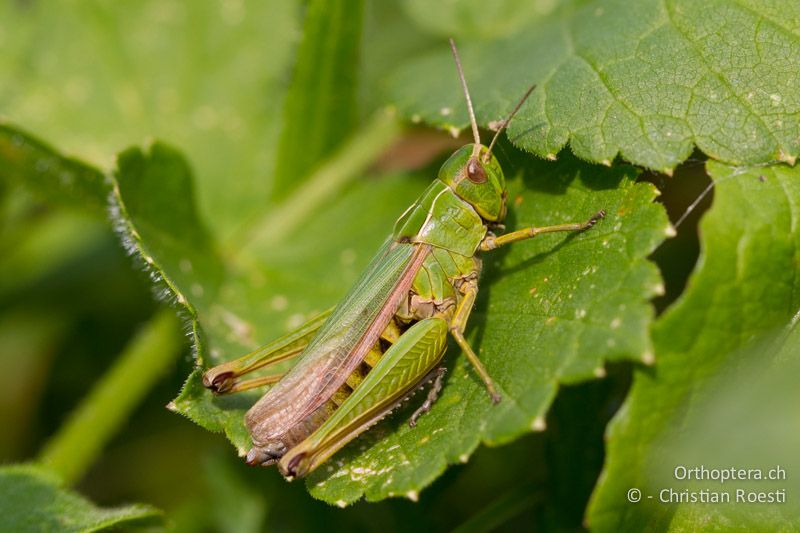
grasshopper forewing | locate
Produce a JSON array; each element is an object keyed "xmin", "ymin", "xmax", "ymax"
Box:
[
  {"xmin": 243, "ymin": 239, "xmax": 430, "ymax": 466},
  {"xmin": 203, "ymin": 39, "xmax": 605, "ymax": 478}
]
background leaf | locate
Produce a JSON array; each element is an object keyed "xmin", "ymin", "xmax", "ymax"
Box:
[
  {"xmin": 112, "ymin": 143, "xmax": 225, "ymax": 318},
  {"xmin": 0, "ymin": 464, "xmax": 161, "ymax": 532},
  {"xmin": 588, "ymin": 161, "xmax": 800, "ymax": 530},
  {"xmin": 272, "ymin": 0, "xmax": 364, "ymax": 199},
  {"xmin": 38, "ymin": 309, "xmax": 184, "ymax": 485},
  {"xmin": 0, "ymin": 125, "xmax": 108, "ymax": 214},
  {"xmin": 658, "ymin": 326, "xmax": 800, "ymax": 530},
  {"xmin": 402, "ymin": 0, "xmax": 560, "ymax": 40},
  {"xmin": 0, "ymin": 0, "xmax": 301, "ymax": 237},
  {"xmin": 390, "ymin": 0, "xmax": 800, "ymax": 172},
  {"xmin": 0, "ymin": 125, "xmax": 113, "ymax": 298}
]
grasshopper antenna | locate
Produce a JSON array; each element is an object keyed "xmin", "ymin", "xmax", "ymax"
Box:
[
  {"xmin": 484, "ymin": 83, "xmax": 536, "ymax": 162},
  {"xmin": 673, "ymin": 166, "xmax": 750, "ymax": 229},
  {"xmin": 449, "ymin": 38, "xmax": 482, "ymax": 159},
  {"xmin": 674, "ymin": 180, "xmax": 714, "ymax": 229}
]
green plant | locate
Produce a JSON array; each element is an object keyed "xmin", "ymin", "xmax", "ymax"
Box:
[{"xmin": 1, "ymin": 0, "xmax": 798, "ymax": 530}]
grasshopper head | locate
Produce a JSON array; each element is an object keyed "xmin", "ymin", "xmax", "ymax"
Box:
[
  {"xmin": 442, "ymin": 39, "xmax": 534, "ymax": 224},
  {"xmin": 438, "ymin": 143, "xmax": 507, "ymax": 222}
]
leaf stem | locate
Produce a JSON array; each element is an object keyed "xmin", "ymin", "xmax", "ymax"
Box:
[
  {"xmin": 38, "ymin": 309, "xmax": 183, "ymax": 485},
  {"xmin": 226, "ymin": 109, "xmax": 403, "ymax": 254}
]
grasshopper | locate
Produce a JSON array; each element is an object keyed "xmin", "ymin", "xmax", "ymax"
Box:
[{"xmin": 202, "ymin": 39, "xmax": 605, "ymax": 479}]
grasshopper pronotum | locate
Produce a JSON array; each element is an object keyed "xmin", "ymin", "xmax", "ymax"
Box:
[{"xmin": 203, "ymin": 39, "xmax": 605, "ymax": 479}]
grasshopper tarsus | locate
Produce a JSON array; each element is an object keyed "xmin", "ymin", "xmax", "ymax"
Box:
[
  {"xmin": 246, "ymin": 443, "xmax": 285, "ymax": 467},
  {"xmin": 245, "ymin": 447, "xmax": 266, "ymax": 466},
  {"xmin": 409, "ymin": 367, "xmax": 447, "ymax": 427},
  {"xmin": 585, "ymin": 209, "xmax": 606, "ymax": 229}
]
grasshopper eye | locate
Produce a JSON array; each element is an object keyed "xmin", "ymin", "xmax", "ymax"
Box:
[{"xmin": 466, "ymin": 157, "xmax": 487, "ymax": 183}]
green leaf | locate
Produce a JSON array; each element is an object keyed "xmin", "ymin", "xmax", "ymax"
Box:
[
  {"xmin": 304, "ymin": 153, "xmax": 667, "ymax": 503},
  {"xmin": 403, "ymin": 0, "xmax": 560, "ymax": 40},
  {"xmin": 272, "ymin": 0, "xmax": 364, "ymax": 199},
  {"xmin": 112, "ymin": 142, "xmax": 225, "ymax": 320},
  {"xmin": 390, "ymin": 0, "xmax": 800, "ymax": 172},
  {"xmin": 658, "ymin": 327, "xmax": 800, "ymax": 530},
  {"xmin": 0, "ymin": 464, "xmax": 161, "ymax": 532},
  {"xmin": 0, "ymin": 209, "xmax": 107, "ymax": 300},
  {"xmin": 170, "ymin": 453, "xmax": 270, "ymax": 533},
  {"xmin": 0, "ymin": 124, "xmax": 112, "ymax": 310},
  {"xmin": 0, "ymin": 0, "xmax": 301, "ymax": 237},
  {"xmin": 587, "ymin": 162, "xmax": 800, "ymax": 530},
  {"xmin": 0, "ymin": 124, "xmax": 108, "ymax": 214}
]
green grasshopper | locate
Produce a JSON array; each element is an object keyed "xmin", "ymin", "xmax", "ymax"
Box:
[{"xmin": 202, "ymin": 39, "xmax": 605, "ymax": 479}]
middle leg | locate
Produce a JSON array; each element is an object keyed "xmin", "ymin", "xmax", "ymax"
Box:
[{"xmin": 449, "ymin": 280, "xmax": 501, "ymax": 403}]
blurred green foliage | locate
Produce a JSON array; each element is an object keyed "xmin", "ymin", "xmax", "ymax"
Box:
[
  {"xmin": 1, "ymin": 0, "xmax": 798, "ymax": 531},
  {"xmin": 0, "ymin": 464, "xmax": 161, "ymax": 532},
  {"xmin": 589, "ymin": 162, "xmax": 800, "ymax": 529}
]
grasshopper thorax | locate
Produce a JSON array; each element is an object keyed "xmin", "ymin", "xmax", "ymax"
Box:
[{"xmin": 438, "ymin": 143, "xmax": 507, "ymax": 222}]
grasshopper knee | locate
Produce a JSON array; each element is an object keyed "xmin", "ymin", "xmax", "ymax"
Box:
[
  {"xmin": 281, "ymin": 452, "xmax": 307, "ymax": 479},
  {"xmin": 202, "ymin": 369, "xmax": 234, "ymax": 394}
]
